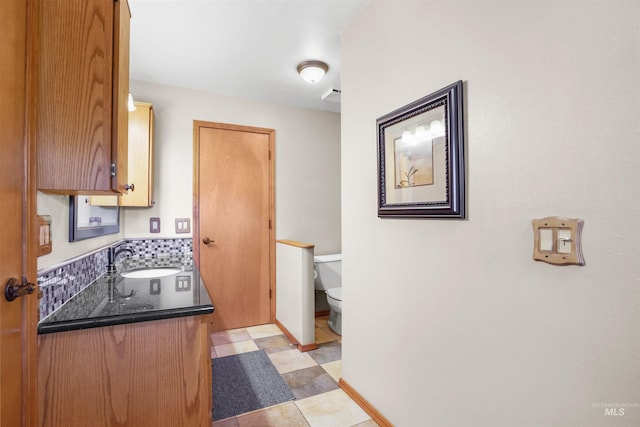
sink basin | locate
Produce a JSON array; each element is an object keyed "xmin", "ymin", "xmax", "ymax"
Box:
[{"xmin": 121, "ymin": 268, "xmax": 181, "ymax": 279}]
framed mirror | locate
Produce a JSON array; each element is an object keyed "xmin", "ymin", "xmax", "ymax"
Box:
[{"xmin": 69, "ymin": 196, "xmax": 120, "ymax": 242}]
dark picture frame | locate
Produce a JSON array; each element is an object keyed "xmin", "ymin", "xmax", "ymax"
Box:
[{"xmin": 377, "ymin": 80, "xmax": 465, "ymax": 218}]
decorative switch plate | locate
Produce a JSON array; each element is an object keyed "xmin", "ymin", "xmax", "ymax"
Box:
[
  {"xmin": 532, "ymin": 217, "xmax": 585, "ymax": 266},
  {"xmin": 175, "ymin": 218, "xmax": 190, "ymax": 234}
]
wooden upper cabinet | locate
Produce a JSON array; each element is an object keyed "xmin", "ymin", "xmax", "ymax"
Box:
[
  {"xmin": 91, "ymin": 101, "xmax": 155, "ymax": 207},
  {"xmin": 36, "ymin": 0, "xmax": 131, "ymax": 194},
  {"xmin": 120, "ymin": 102, "xmax": 154, "ymax": 206}
]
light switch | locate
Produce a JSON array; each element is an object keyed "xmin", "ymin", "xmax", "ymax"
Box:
[
  {"xmin": 150, "ymin": 217, "xmax": 161, "ymax": 233},
  {"xmin": 532, "ymin": 217, "xmax": 585, "ymax": 266},
  {"xmin": 539, "ymin": 228, "xmax": 553, "ymax": 251},
  {"xmin": 175, "ymin": 218, "xmax": 191, "ymax": 234},
  {"xmin": 557, "ymin": 229, "xmax": 572, "ymax": 254}
]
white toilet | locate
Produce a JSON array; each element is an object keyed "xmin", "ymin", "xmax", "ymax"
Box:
[{"xmin": 313, "ymin": 254, "xmax": 342, "ymax": 335}]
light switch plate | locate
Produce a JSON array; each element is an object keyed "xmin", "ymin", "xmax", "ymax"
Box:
[
  {"xmin": 175, "ymin": 218, "xmax": 191, "ymax": 234},
  {"xmin": 532, "ymin": 217, "xmax": 585, "ymax": 266},
  {"xmin": 150, "ymin": 217, "xmax": 161, "ymax": 233}
]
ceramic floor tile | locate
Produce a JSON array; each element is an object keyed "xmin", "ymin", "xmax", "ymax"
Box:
[
  {"xmin": 236, "ymin": 402, "xmax": 309, "ymax": 427},
  {"xmin": 314, "ymin": 327, "xmax": 334, "ymax": 344},
  {"xmin": 308, "ymin": 341, "xmax": 341, "ymax": 365},
  {"xmin": 211, "ymin": 328, "xmax": 251, "ymax": 346},
  {"xmin": 281, "ymin": 365, "xmax": 340, "ymax": 400},
  {"xmin": 320, "ymin": 360, "xmax": 341, "ymax": 382},
  {"xmin": 245, "ymin": 324, "xmax": 283, "ymax": 339},
  {"xmin": 213, "ymin": 416, "xmax": 239, "ymax": 427},
  {"xmin": 254, "ymin": 334, "xmax": 297, "ymax": 354},
  {"xmin": 354, "ymin": 420, "xmax": 380, "ymax": 427},
  {"xmin": 268, "ymin": 349, "xmax": 317, "ymax": 374},
  {"xmin": 214, "ymin": 340, "xmax": 259, "ymax": 358},
  {"xmin": 295, "ymin": 389, "xmax": 371, "ymax": 427}
]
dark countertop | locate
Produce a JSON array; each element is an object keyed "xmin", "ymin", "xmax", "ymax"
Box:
[{"xmin": 38, "ymin": 256, "xmax": 214, "ymax": 334}]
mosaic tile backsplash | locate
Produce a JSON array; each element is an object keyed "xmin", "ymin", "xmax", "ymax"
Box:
[{"xmin": 38, "ymin": 238, "xmax": 193, "ymax": 320}]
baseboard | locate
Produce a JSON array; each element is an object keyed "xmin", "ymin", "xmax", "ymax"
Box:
[
  {"xmin": 339, "ymin": 378, "xmax": 394, "ymax": 427},
  {"xmin": 315, "ymin": 310, "xmax": 330, "ymax": 317},
  {"xmin": 274, "ymin": 318, "xmax": 318, "ymax": 352}
]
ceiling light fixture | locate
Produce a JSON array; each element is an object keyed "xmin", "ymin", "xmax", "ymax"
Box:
[{"xmin": 297, "ymin": 60, "xmax": 329, "ymax": 84}]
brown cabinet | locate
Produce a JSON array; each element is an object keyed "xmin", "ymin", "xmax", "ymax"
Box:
[
  {"xmin": 38, "ymin": 316, "xmax": 213, "ymax": 426},
  {"xmin": 92, "ymin": 101, "xmax": 155, "ymax": 207},
  {"xmin": 36, "ymin": 0, "xmax": 131, "ymax": 195}
]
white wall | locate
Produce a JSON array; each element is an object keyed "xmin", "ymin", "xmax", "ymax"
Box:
[
  {"xmin": 127, "ymin": 80, "xmax": 342, "ymax": 255},
  {"xmin": 341, "ymin": 1, "xmax": 639, "ymax": 426},
  {"xmin": 37, "ymin": 192, "xmax": 124, "ymax": 269}
]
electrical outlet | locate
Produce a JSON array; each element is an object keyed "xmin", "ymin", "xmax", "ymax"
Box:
[{"xmin": 175, "ymin": 218, "xmax": 190, "ymax": 234}]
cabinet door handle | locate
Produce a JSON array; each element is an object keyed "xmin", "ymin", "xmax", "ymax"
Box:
[
  {"xmin": 202, "ymin": 237, "xmax": 214, "ymax": 245},
  {"xmin": 124, "ymin": 183, "xmax": 135, "ymax": 192}
]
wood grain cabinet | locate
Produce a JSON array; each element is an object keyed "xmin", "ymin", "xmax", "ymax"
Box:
[
  {"xmin": 36, "ymin": 0, "xmax": 132, "ymax": 195},
  {"xmin": 38, "ymin": 316, "xmax": 212, "ymax": 427},
  {"xmin": 92, "ymin": 101, "xmax": 155, "ymax": 207}
]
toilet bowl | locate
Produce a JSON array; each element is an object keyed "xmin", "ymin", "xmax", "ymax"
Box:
[
  {"xmin": 313, "ymin": 254, "xmax": 342, "ymax": 335},
  {"xmin": 325, "ymin": 287, "xmax": 342, "ymax": 335}
]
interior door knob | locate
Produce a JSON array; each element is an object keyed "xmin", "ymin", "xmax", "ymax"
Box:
[
  {"xmin": 5, "ymin": 277, "xmax": 36, "ymax": 302},
  {"xmin": 202, "ymin": 237, "xmax": 214, "ymax": 245}
]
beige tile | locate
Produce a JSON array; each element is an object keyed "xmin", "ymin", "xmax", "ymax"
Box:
[
  {"xmin": 354, "ymin": 420, "xmax": 380, "ymax": 427},
  {"xmin": 211, "ymin": 346, "xmax": 217, "ymax": 359},
  {"xmin": 245, "ymin": 324, "xmax": 283, "ymax": 339},
  {"xmin": 268, "ymin": 349, "xmax": 317, "ymax": 374},
  {"xmin": 237, "ymin": 402, "xmax": 309, "ymax": 427},
  {"xmin": 211, "ymin": 328, "xmax": 251, "ymax": 346},
  {"xmin": 320, "ymin": 360, "xmax": 341, "ymax": 382},
  {"xmin": 314, "ymin": 328, "xmax": 334, "ymax": 344},
  {"xmin": 213, "ymin": 416, "xmax": 240, "ymax": 427},
  {"xmin": 295, "ymin": 389, "xmax": 371, "ymax": 427},
  {"xmin": 214, "ymin": 340, "xmax": 259, "ymax": 358}
]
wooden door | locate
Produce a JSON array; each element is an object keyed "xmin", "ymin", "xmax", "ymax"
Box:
[
  {"xmin": 194, "ymin": 121, "xmax": 275, "ymax": 332},
  {"xmin": 0, "ymin": 0, "xmax": 38, "ymax": 425}
]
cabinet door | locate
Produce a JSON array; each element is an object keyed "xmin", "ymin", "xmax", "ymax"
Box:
[
  {"xmin": 91, "ymin": 101, "xmax": 154, "ymax": 207},
  {"xmin": 119, "ymin": 102, "xmax": 154, "ymax": 207},
  {"xmin": 37, "ymin": 0, "xmax": 130, "ymax": 194}
]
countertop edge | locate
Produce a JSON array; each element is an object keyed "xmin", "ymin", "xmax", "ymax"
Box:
[{"xmin": 38, "ymin": 305, "xmax": 214, "ymax": 335}]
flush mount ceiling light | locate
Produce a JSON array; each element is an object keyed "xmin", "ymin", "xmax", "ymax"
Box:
[{"xmin": 297, "ymin": 60, "xmax": 329, "ymax": 84}]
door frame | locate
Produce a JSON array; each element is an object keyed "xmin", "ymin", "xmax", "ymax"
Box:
[{"xmin": 193, "ymin": 120, "xmax": 276, "ymax": 324}]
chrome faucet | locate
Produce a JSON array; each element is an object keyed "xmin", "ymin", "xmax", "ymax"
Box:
[{"xmin": 107, "ymin": 243, "xmax": 135, "ymax": 275}]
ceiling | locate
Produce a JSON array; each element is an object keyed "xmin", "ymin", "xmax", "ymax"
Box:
[{"xmin": 128, "ymin": 0, "xmax": 369, "ymax": 113}]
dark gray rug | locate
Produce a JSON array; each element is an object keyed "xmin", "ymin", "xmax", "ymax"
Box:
[{"xmin": 212, "ymin": 350, "xmax": 296, "ymax": 420}]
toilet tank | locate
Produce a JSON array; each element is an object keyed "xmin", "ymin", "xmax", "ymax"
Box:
[{"xmin": 314, "ymin": 254, "xmax": 342, "ymax": 291}]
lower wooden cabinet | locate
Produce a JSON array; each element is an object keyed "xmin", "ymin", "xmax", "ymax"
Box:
[{"xmin": 38, "ymin": 315, "xmax": 212, "ymax": 427}]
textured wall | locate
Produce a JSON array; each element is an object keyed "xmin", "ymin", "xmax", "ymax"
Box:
[{"xmin": 341, "ymin": 1, "xmax": 640, "ymax": 425}]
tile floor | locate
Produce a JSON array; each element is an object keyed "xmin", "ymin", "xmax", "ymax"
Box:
[{"xmin": 211, "ymin": 316, "xmax": 379, "ymax": 427}]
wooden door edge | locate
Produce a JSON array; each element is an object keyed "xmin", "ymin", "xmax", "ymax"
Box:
[{"xmin": 25, "ymin": 0, "xmax": 39, "ymax": 424}]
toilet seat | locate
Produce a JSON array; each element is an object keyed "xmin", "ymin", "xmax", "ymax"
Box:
[{"xmin": 326, "ymin": 287, "xmax": 342, "ymax": 302}]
